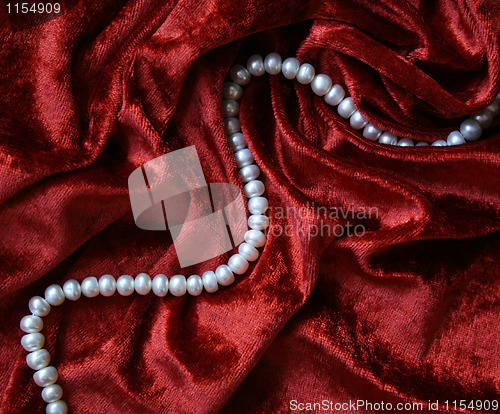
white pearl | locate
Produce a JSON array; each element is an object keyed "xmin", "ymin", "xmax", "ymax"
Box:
[
  {"xmin": 337, "ymin": 97, "xmax": 356, "ymax": 119},
  {"xmin": 33, "ymin": 366, "xmax": 58, "ymax": 387},
  {"xmin": 20, "ymin": 315, "xmax": 43, "ymax": 333},
  {"xmin": 46, "ymin": 400, "xmax": 68, "ymax": 414},
  {"xmin": 362, "ymin": 123, "xmax": 383, "ymax": 141},
  {"xmin": 29, "ymin": 296, "xmax": 51, "ymax": 317},
  {"xmin": 21, "ymin": 333, "xmax": 45, "ymax": 352},
  {"xmin": 98, "ymin": 274, "xmax": 116, "ymax": 297},
  {"xmin": 228, "ymin": 254, "xmax": 249, "ymax": 275},
  {"xmin": 26, "ymin": 349, "xmax": 50, "ymax": 370},
  {"xmin": 240, "ymin": 164, "xmax": 260, "ymax": 182},
  {"xmin": 460, "ymin": 119, "xmax": 482, "ymax": 141},
  {"xmin": 186, "ymin": 275, "xmax": 203, "ymax": 296},
  {"xmin": 135, "ymin": 273, "xmax": 152, "ymax": 295},
  {"xmin": 487, "ymin": 101, "xmax": 499, "ymax": 117},
  {"xmin": 246, "ymin": 54, "xmax": 265, "ymax": 76},
  {"xmin": 42, "ymin": 384, "xmax": 63, "ymax": 403},
  {"xmin": 248, "ymin": 214, "xmax": 270, "ymax": 230},
  {"xmin": 223, "ymin": 82, "xmax": 243, "ymax": 100},
  {"xmin": 222, "ymin": 100, "xmax": 239, "ymax": 117},
  {"xmin": 296, "ymin": 63, "xmax": 315, "ymax": 84},
  {"xmin": 62, "ymin": 279, "xmax": 81, "ymax": 301},
  {"xmin": 397, "ymin": 138, "xmax": 414, "ymax": 146},
  {"xmin": 116, "ymin": 275, "xmax": 135, "ymax": 296},
  {"xmin": 471, "ymin": 110, "xmax": 493, "ymax": 129},
  {"xmin": 244, "ymin": 180, "xmax": 265, "ymax": 198},
  {"xmin": 224, "ymin": 117, "xmax": 241, "ymax": 135},
  {"xmin": 431, "ymin": 140, "xmax": 448, "ymax": 146},
  {"xmin": 416, "ymin": 141, "xmax": 429, "ymax": 146},
  {"xmin": 215, "ymin": 265, "xmax": 234, "ymax": 286},
  {"xmin": 229, "ymin": 132, "xmax": 246, "ymax": 151},
  {"xmin": 229, "ymin": 64, "xmax": 251, "ymax": 85},
  {"xmin": 349, "ymin": 110, "xmax": 368, "ymax": 130},
  {"xmin": 238, "ymin": 243, "xmax": 259, "ymax": 262},
  {"xmin": 264, "ymin": 53, "xmax": 282, "ymax": 75},
  {"xmin": 378, "ymin": 132, "xmax": 398, "ymax": 145},
  {"xmin": 311, "ymin": 74, "xmax": 332, "ymax": 96},
  {"xmin": 81, "ymin": 277, "xmax": 99, "ymax": 298},
  {"xmin": 244, "ymin": 229, "xmax": 266, "ymax": 248},
  {"xmin": 169, "ymin": 275, "xmax": 187, "ymax": 296},
  {"xmin": 152, "ymin": 274, "xmax": 168, "ymax": 297},
  {"xmin": 447, "ymin": 131, "xmax": 466, "ymax": 146},
  {"xmin": 281, "ymin": 57, "xmax": 300, "ymax": 79},
  {"xmin": 202, "ymin": 271, "xmax": 218, "ymax": 293},
  {"xmin": 234, "ymin": 148, "xmax": 254, "ymax": 168},
  {"xmin": 324, "ymin": 84, "xmax": 345, "ymax": 106},
  {"xmin": 44, "ymin": 285, "xmax": 65, "ymax": 306},
  {"xmin": 248, "ymin": 196, "xmax": 268, "ymax": 215}
]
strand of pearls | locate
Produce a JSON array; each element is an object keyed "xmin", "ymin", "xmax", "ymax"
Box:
[{"xmin": 231, "ymin": 53, "xmax": 500, "ymax": 147}]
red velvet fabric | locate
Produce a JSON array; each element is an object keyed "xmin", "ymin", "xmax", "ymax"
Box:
[{"xmin": 1, "ymin": 0, "xmax": 499, "ymax": 413}]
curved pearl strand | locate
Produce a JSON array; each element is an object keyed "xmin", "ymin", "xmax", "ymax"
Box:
[{"xmin": 20, "ymin": 52, "xmax": 499, "ymax": 413}]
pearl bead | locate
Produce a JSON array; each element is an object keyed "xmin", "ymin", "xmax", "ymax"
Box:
[
  {"xmin": 311, "ymin": 74, "xmax": 332, "ymax": 96},
  {"xmin": 228, "ymin": 254, "xmax": 249, "ymax": 275},
  {"xmin": 202, "ymin": 271, "xmax": 218, "ymax": 293},
  {"xmin": 244, "ymin": 180, "xmax": 265, "ymax": 198},
  {"xmin": 29, "ymin": 296, "xmax": 51, "ymax": 317},
  {"xmin": 134, "ymin": 273, "xmax": 151, "ymax": 295},
  {"xmin": 186, "ymin": 275, "xmax": 203, "ymax": 296},
  {"xmin": 337, "ymin": 97, "xmax": 356, "ymax": 119},
  {"xmin": 229, "ymin": 64, "xmax": 251, "ymax": 86},
  {"xmin": 487, "ymin": 101, "xmax": 499, "ymax": 117},
  {"xmin": 223, "ymin": 82, "xmax": 243, "ymax": 101},
  {"xmin": 98, "ymin": 274, "xmax": 116, "ymax": 297},
  {"xmin": 349, "ymin": 110, "xmax": 368, "ymax": 130},
  {"xmin": 281, "ymin": 57, "xmax": 300, "ymax": 79},
  {"xmin": 460, "ymin": 119, "xmax": 482, "ymax": 141},
  {"xmin": 362, "ymin": 123, "xmax": 383, "ymax": 141},
  {"xmin": 62, "ymin": 279, "xmax": 81, "ymax": 301},
  {"xmin": 222, "ymin": 100, "xmax": 239, "ymax": 117},
  {"xmin": 248, "ymin": 214, "xmax": 270, "ymax": 231},
  {"xmin": 397, "ymin": 138, "xmax": 414, "ymax": 146},
  {"xmin": 45, "ymin": 400, "xmax": 68, "ymax": 414},
  {"xmin": 246, "ymin": 54, "xmax": 265, "ymax": 76},
  {"xmin": 247, "ymin": 196, "xmax": 268, "ymax": 215},
  {"xmin": 26, "ymin": 349, "xmax": 50, "ymax": 370},
  {"xmin": 264, "ymin": 53, "xmax": 282, "ymax": 75},
  {"xmin": 471, "ymin": 110, "xmax": 493, "ymax": 129},
  {"xmin": 296, "ymin": 63, "xmax": 315, "ymax": 84},
  {"xmin": 169, "ymin": 275, "xmax": 187, "ymax": 296},
  {"xmin": 33, "ymin": 366, "xmax": 58, "ymax": 387},
  {"xmin": 116, "ymin": 275, "xmax": 135, "ymax": 296},
  {"xmin": 215, "ymin": 265, "xmax": 235, "ymax": 286},
  {"xmin": 42, "ymin": 384, "xmax": 63, "ymax": 403},
  {"xmin": 431, "ymin": 140, "xmax": 448, "ymax": 146},
  {"xmin": 447, "ymin": 131, "xmax": 466, "ymax": 146},
  {"xmin": 416, "ymin": 141, "xmax": 429, "ymax": 146},
  {"xmin": 152, "ymin": 274, "xmax": 169, "ymax": 297},
  {"xmin": 240, "ymin": 164, "xmax": 260, "ymax": 182},
  {"xmin": 244, "ymin": 229, "xmax": 266, "ymax": 248},
  {"xmin": 324, "ymin": 84, "xmax": 345, "ymax": 106},
  {"xmin": 21, "ymin": 333, "xmax": 45, "ymax": 352},
  {"xmin": 81, "ymin": 277, "xmax": 99, "ymax": 298},
  {"xmin": 20, "ymin": 315, "xmax": 43, "ymax": 333},
  {"xmin": 44, "ymin": 285, "xmax": 65, "ymax": 306},
  {"xmin": 238, "ymin": 243, "xmax": 259, "ymax": 262},
  {"xmin": 378, "ymin": 132, "xmax": 398, "ymax": 145},
  {"xmin": 229, "ymin": 132, "xmax": 246, "ymax": 151},
  {"xmin": 234, "ymin": 148, "xmax": 254, "ymax": 168},
  {"xmin": 224, "ymin": 117, "xmax": 241, "ymax": 135}
]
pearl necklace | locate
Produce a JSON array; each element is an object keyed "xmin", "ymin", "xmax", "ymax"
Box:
[{"xmin": 19, "ymin": 52, "xmax": 499, "ymax": 414}]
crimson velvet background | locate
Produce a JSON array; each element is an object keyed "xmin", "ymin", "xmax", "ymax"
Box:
[{"xmin": 1, "ymin": 0, "xmax": 499, "ymax": 413}]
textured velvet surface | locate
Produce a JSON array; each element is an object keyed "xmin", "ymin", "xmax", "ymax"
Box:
[{"xmin": 1, "ymin": 0, "xmax": 499, "ymax": 413}]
